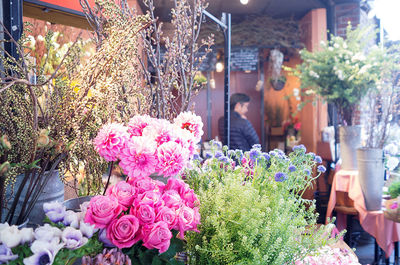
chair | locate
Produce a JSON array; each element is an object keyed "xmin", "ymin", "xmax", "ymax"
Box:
[{"xmin": 334, "ymin": 191, "xmax": 358, "ymax": 247}]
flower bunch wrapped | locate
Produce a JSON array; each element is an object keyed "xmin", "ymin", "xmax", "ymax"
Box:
[
  {"xmin": 84, "ymin": 176, "xmax": 200, "ymax": 254},
  {"xmin": 93, "ymin": 112, "xmax": 203, "ymax": 179}
]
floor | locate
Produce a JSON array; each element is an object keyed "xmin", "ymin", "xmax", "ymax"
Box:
[{"xmin": 349, "ymin": 218, "xmax": 398, "ymax": 265}]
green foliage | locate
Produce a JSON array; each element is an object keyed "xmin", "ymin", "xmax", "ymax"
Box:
[
  {"xmin": 389, "ymin": 181, "xmax": 400, "ymax": 199},
  {"xmin": 9, "ymin": 243, "xmax": 33, "ymax": 265},
  {"xmin": 185, "ymin": 146, "xmax": 338, "ymax": 264},
  {"xmin": 289, "ymin": 24, "xmax": 393, "ymax": 125}
]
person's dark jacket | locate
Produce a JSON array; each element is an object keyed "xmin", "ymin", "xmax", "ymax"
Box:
[{"xmin": 218, "ymin": 111, "xmax": 260, "ymax": 151}]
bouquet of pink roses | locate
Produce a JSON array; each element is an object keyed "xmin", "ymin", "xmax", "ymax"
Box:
[
  {"xmin": 93, "ymin": 112, "xmax": 203, "ymax": 179},
  {"xmin": 82, "ymin": 112, "xmax": 203, "ymax": 263}
]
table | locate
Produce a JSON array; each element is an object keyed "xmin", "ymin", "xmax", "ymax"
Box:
[{"xmin": 326, "ymin": 169, "xmax": 400, "ymax": 258}]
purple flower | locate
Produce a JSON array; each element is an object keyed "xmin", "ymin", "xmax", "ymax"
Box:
[
  {"xmin": 314, "ymin": 155, "xmax": 323, "ymax": 163},
  {"xmin": 317, "ymin": 165, "xmax": 326, "ymax": 173},
  {"xmin": 98, "ymin": 229, "xmax": 116, "ymax": 248},
  {"xmin": 0, "ymin": 244, "xmax": 18, "ymax": 263},
  {"xmin": 63, "ymin": 211, "xmax": 79, "ymax": 228},
  {"xmin": 249, "ymin": 149, "xmax": 261, "ymax": 162},
  {"xmin": 288, "ymin": 165, "xmax": 296, "ymax": 172},
  {"xmin": 252, "ymin": 144, "xmax": 261, "ymax": 150},
  {"xmin": 269, "ymin": 151, "xmax": 277, "ymax": 157},
  {"xmin": 274, "ymin": 172, "xmax": 288, "ymax": 182},
  {"xmin": 62, "ymin": 227, "xmax": 88, "ymax": 249},
  {"xmin": 211, "ymin": 140, "xmax": 222, "ymax": 149},
  {"xmin": 262, "ymin": 153, "xmax": 270, "ymax": 161},
  {"xmin": 192, "ymin": 153, "xmax": 203, "ymax": 162},
  {"xmin": 214, "ymin": 151, "xmax": 224, "ymax": 159},
  {"xmin": 34, "ymin": 224, "xmax": 62, "ymax": 243},
  {"xmin": 307, "ymin": 152, "xmax": 316, "ymax": 159},
  {"xmin": 23, "ymin": 239, "xmax": 64, "ymax": 265},
  {"xmin": 204, "ymin": 152, "xmax": 213, "ymax": 159},
  {"xmin": 304, "ymin": 169, "xmax": 311, "ymax": 176},
  {"xmin": 227, "ymin": 150, "xmax": 235, "ymax": 157},
  {"xmin": 235, "ymin": 149, "xmax": 244, "ymax": 160},
  {"xmin": 293, "ymin": 144, "xmax": 306, "ymax": 153},
  {"xmin": 218, "ymin": 156, "xmax": 229, "ymax": 163},
  {"xmin": 43, "ymin": 201, "xmax": 66, "ymax": 223},
  {"xmin": 79, "ymin": 221, "xmax": 96, "ymax": 239}
]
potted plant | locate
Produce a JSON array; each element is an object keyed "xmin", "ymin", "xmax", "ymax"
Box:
[
  {"xmin": 357, "ymin": 55, "xmax": 400, "ymax": 210},
  {"xmin": 291, "ymin": 24, "xmax": 385, "ymax": 170}
]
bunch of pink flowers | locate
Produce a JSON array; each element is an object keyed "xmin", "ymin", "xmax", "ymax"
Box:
[
  {"xmin": 93, "ymin": 112, "xmax": 203, "ymax": 179},
  {"xmin": 84, "ymin": 176, "xmax": 200, "ymax": 253}
]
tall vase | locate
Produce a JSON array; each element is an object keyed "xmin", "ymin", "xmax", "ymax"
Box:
[
  {"xmin": 2, "ymin": 170, "xmax": 64, "ymax": 225},
  {"xmin": 339, "ymin": 125, "xmax": 361, "ymax": 170},
  {"xmin": 357, "ymin": 148, "xmax": 384, "ymax": 211}
]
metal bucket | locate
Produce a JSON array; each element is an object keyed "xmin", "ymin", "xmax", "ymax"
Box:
[
  {"xmin": 3, "ymin": 170, "xmax": 64, "ymax": 225},
  {"xmin": 339, "ymin": 126, "xmax": 361, "ymax": 170},
  {"xmin": 63, "ymin": 196, "xmax": 93, "ymax": 211},
  {"xmin": 357, "ymin": 148, "xmax": 384, "ymax": 211}
]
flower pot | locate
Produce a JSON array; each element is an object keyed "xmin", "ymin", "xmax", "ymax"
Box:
[
  {"xmin": 2, "ymin": 170, "xmax": 64, "ymax": 225},
  {"xmin": 63, "ymin": 196, "xmax": 93, "ymax": 211},
  {"xmin": 357, "ymin": 148, "xmax": 384, "ymax": 211},
  {"xmin": 339, "ymin": 126, "xmax": 361, "ymax": 170}
]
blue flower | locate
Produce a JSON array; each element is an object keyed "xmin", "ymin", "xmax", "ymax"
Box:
[
  {"xmin": 210, "ymin": 140, "xmax": 222, "ymax": 149},
  {"xmin": 288, "ymin": 165, "xmax": 296, "ymax": 172},
  {"xmin": 307, "ymin": 152, "xmax": 316, "ymax": 159},
  {"xmin": 269, "ymin": 151, "xmax": 277, "ymax": 157},
  {"xmin": 249, "ymin": 149, "xmax": 261, "ymax": 162},
  {"xmin": 276, "ymin": 149, "xmax": 285, "ymax": 156},
  {"xmin": 274, "ymin": 172, "xmax": 288, "ymax": 182},
  {"xmin": 235, "ymin": 149, "xmax": 244, "ymax": 159},
  {"xmin": 214, "ymin": 151, "xmax": 224, "ymax": 159},
  {"xmin": 0, "ymin": 244, "xmax": 17, "ymax": 263},
  {"xmin": 204, "ymin": 152, "xmax": 213, "ymax": 159},
  {"xmin": 252, "ymin": 144, "xmax": 261, "ymax": 150},
  {"xmin": 262, "ymin": 153, "xmax": 270, "ymax": 162},
  {"xmin": 227, "ymin": 150, "xmax": 235, "ymax": 157},
  {"xmin": 304, "ymin": 169, "xmax": 311, "ymax": 176},
  {"xmin": 293, "ymin": 144, "xmax": 306, "ymax": 153},
  {"xmin": 218, "ymin": 156, "xmax": 229, "ymax": 163},
  {"xmin": 314, "ymin": 155, "xmax": 323, "ymax": 163},
  {"xmin": 317, "ymin": 165, "xmax": 326, "ymax": 173},
  {"xmin": 193, "ymin": 153, "xmax": 203, "ymax": 162}
]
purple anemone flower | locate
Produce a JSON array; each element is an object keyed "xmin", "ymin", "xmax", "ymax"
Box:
[
  {"xmin": 43, "ymin": 201, "xmax": 66, "ymax": 223},
  {"xmin": 23, "ymin": 239, "xmax": 63, "ymax": 265},
  {"xmin": 62, "ymin": 227, "xmax": 88, "ymax": 249},
  {"xmin": 0, "ymin": 244, "xmax": 18, "ymax": 263}
]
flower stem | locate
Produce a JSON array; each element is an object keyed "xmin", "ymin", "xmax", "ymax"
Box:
[{"xmin": 103, "ymin": 161, "xmax": 114, "ymax": 195}]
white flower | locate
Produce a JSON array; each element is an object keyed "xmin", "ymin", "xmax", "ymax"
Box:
[
  {"xmin": 305, "ymin": 89, "xmax": 315, "ymax": 95},
  {"xmin": 0, "ymin": 225, "xmax": 22, "ymax": 248},
  {"xmin": 295, "ymin": 96, "xmax": 301, "ymax": 101},
  {"xmin": 23, "ymin": 239, "xmax": 64, "ymax": 265},
  {"xmin": 63, "ymin": 210, "xmax": 79, "ymax": 228},
  {"xmin": 37, "ymin": 35, "xmax": 44, "ymax": 42},
  {"xmin": 34, "ymin": 224, "xmax": 62, "ymax": 243},
  {"xmin": 334, "ymin": 43, "xmax": 339, "ymax": 48},
  {"xmin": 79, "ymin": 221, "xmax": 97, "ymax": 238},
  {"xmin": 0, "ymin": 223, "xmax": 10, "ymax": 233},
  {"xmin": 385, "ymin": 143, "xmax": 398, "ymax": 156},
  {"xmin": 358, "ymin": 64, "xmax": 371, "ymax": 74},
  {"xmin": 62, "ymin": 227, "xmax": 88, "ymax": 249},
  {"xmin": 328, "ymin": 47, "xmax": 334, "ymax": 51},
  {"xmin": 320, "ymin": 40, "xmax": 326, "ymax": 46},
  {"xmin": 336, "ymin": 69, "xmax": 344, "ymax": 80},
  {"xmin": 20, "ymin": 228, "xmax": 34, "ymax": 244},
  {"xmin": 309, "ymin": 70, "xmax": 320, "ymax": 79},
  {"xmin": 387, "ymin": 156, "xmax": 399, "ymax": 171},
  {"xmin": 343, "ymin": 42, "xmax": 348, "ymax": 49}
]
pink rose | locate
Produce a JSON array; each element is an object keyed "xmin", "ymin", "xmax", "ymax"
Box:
[
  {"xmin": 176, "ymin": 206, "xmax": 201, "ymax": 239},
  {"xmin": 129, "ymin": 176, "xmax": 157, "ymax": 194},
  {"xmin": 84, "ymin": 196, "xmax": 123, "ymax": 229},
  {"xmin": 182, "ymin": 189, "xmax": 199, "ymax": 208},
  {"xmin": 142, "ymin": 221, "xmax": 172, "ymax": 253},
  {"xmin": 161, "ymin": 190, "xmax": 182, "ymax": 210},
  {"xmin": 156, "ymin": 207, "xmax": 178, "ymax": 229},
  {"xmin": 135, "ymin": 191, "xmax": 163, "ymax": 209},
  {"xmin": 164, "ymin": 178, "xmax": 189, "ymax": 195},
  {"xmin": 132, "ymin": 202, "xmax": 156, "ymax": 225},
  {"xmin": 106, "ymin": 214, "xmax": 141, "ymax": 248},
  {"xmin": 106, "ymin": 181, "xmax": 137, "ymax": 210}
]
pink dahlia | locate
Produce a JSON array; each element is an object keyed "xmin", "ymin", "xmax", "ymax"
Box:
[
  {"xmin": 119, "ymin": 137, "xmax": 158, "ymax": 178},
  {"xmin": 175, "ymin": 128, "xmax": 197, "ymax": 157},
  {"xmin": 173, "ymin": 112, "xmax": 204, "ymax": 142},
  {"xmin": 127, "ymin": 115, "xmax": 154, "ymax": 137},
  {"xmin": 142, "ymin": 120, "xmax": 174, "ymax": 147},
  {"xmin": 93, "ymin": 123, "xmax": 129, "ymax": 162},
  {"xmin": 157, "ymin": 141, "xmax": 189, "ymax": 177}
]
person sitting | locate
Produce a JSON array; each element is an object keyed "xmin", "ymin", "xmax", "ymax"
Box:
[{"xmin": 218, "ymin": 93, "xmax": 260, "ymax": 151}]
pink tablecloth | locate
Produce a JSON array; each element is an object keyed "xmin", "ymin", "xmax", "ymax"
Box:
[{"xmin": 326, "ymin": 170, "xmax": 400, "ymax": 258}]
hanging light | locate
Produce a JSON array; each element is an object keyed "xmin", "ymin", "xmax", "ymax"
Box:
[{"xmin": 240, "ymin": 0, "xmax": 249, "ymax": 5}]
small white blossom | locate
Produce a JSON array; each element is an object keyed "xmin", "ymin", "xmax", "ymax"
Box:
[
  {"xmin": 387, "ymin": 156, "xmax": 399, "ymax": 171},
  {"xmin": 0, "ymin": 225, "xmax": 22, "ymax": 248}
]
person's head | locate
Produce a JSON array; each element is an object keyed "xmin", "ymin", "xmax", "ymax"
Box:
[{"xmin": 230, "ymin": 93, "xmax": 250, "ymax": 116}]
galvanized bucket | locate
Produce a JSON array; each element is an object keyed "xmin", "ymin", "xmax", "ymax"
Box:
[
  {"xmin": 357, "ymin": 148, "xmax": 384, "ymax": 211},
  {"xmin": 339, "ymin": 126, "xmax": 361, "ymax": 170},
  {"xmin": 3, "ymin": 170, "xmax": 64, "ymax": 226}
]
